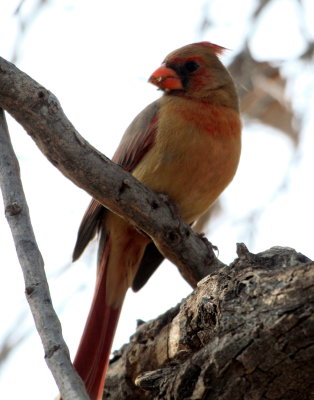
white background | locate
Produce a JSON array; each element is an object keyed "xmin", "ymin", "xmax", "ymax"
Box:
[{"xmin": 0, "ymin": 0, "xmax": 314, "ymax": 398}]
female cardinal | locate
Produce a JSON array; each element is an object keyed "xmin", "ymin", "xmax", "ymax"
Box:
[{"xmin": 71, "ymin": 42, "xmax": 241, "ymax": 400}]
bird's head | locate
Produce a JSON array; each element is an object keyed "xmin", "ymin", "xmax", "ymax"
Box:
[{"xmin": 149, "ymin": 42, "xmax": 238, "ymax": 109}]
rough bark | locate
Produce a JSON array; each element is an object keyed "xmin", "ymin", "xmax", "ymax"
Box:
[{"xmin": 104, "ymin": 245, "xmax": 314, "ymax": 400}]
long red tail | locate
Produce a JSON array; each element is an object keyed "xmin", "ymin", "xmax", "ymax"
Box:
[{"xmin": 73, "ymin": 237, "xmax": 121, "ymax": 400}]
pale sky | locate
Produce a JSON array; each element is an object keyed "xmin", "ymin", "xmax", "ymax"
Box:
[{"xmin": 0, "ymin": 0, "xmax": 313, "ymax": 399}]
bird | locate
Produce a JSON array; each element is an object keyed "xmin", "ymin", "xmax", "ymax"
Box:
[{"xmin": 71, "ymin": 41, "xmax": 241, "ymax": 400}]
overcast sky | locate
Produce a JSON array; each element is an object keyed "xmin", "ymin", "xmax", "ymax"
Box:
[{"xmin": 1, "ymin": 0, "xmax": 314, "ymax": 399}]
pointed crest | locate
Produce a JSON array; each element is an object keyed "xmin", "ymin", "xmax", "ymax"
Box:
[{"xmin": 193, "ymin": 41, "xmax": 227, "ymax": 56}]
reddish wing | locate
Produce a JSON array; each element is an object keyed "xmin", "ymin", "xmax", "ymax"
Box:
[
  {"xmin": 112, "ymin": 100, "xmax": 159, "ymax": 171},
  {"xmin": 72, "ymin": 100, "xmax": 160, "ymax": 261}
]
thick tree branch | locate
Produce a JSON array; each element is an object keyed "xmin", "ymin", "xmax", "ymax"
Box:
[
  {"xmin": 0, "ymin": 56, "xmax": 224, "ymax": 287},
  {"xmin": 104, "ymin": 245, "xmax": 314, "ymax": 399},
  {"xmin": 0, "ymin": 109, "xmax": 89, "ymax": 399}
]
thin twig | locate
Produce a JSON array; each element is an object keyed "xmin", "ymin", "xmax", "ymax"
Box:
[{"xmin": 0, "ymin": 109, "xmax": 89, "ymax": 400}]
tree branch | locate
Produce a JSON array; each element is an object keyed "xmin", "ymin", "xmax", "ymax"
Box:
[
  {"xmin": 0, "ymin": 109, "xmax": 89, "ymax": 400},
  {"xmin": 104, "ymin": 245, "xmax": 314, "ymax": 399},
  {"xmin": 0, "ymin": 56, "xmax": 224, "ymax": 287}
]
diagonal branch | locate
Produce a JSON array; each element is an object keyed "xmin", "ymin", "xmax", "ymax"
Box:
[
  {"xmin": 0, "ymin": 56, "xmax": 224, "ymax": 287},
  {"xmin": 0, "ymin": 109, "xmax": 89, "ymax": 399}
]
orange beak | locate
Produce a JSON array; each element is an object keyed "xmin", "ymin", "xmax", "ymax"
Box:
[{"xmin": 149, "ymin": 65, "xmax": 183, "ymax": 92}]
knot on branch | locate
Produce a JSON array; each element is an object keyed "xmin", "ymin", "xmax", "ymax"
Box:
[
  {"xmin": 31, "ymin": 88, "xmax": 60, "ymax": 116},
  {"xmin": 165, "ymin": 229, "xmax": 181, "ymax": 244},
  {"xmin": 5, "ymin": 201, "xmax": 22, "ymax": 216},
  {"xmin": 25, "ymin": 282, "xmax": 39, "ymax": 296},
  {"xmin": 157, "ymin": 193, "xmax": 180, "ymax": 220},
  {"xmin": 118, "ymin": 178, "xmax": 132, "ymax": 196},
  {"xmin": 45, "ymin": 344, "xmax": 61, "ymax": 359}
]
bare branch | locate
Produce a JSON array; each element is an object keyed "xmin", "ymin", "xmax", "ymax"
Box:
[
  {"xmin": 0, "ymin": 56, "xmax": 224, "ymax": 288},
  {"xmin": 0, "ymin": 109, "xmax": 89, "ymax": 400}
]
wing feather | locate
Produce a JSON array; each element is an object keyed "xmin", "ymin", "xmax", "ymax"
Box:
[
  {"xmin": 112, "ymin": 100, "xmax": 159, "ymax": 170},
  {"xmin": 73, "ymin": 100, "xmax": 160, "ymax": 264}
]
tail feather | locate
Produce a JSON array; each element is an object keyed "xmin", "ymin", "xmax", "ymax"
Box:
[
  {"xmin": 73, "ymin": 235, "xmax": 122, "ymax": 400},
  {"xmin": 71, "ymin": 215, "xmax": 148, "ymax": 400}
]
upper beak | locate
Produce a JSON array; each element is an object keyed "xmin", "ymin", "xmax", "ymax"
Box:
[{"xmin": 148, "ymin": 65, "xmax": 183, "ymax": 92}]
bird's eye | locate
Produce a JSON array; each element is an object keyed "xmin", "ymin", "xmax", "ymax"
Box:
[{"xmin": 184, "ymin": 61, "xmax": 199, "ymax": 73}]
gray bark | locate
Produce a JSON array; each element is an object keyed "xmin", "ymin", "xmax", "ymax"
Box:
[
  {"xmin": 0, "ymin": 109, "xmax": 89, "ymax": 399},
  {"xmin": 104, "ymin": 245, "xmax": 314, "ymax": 400}
]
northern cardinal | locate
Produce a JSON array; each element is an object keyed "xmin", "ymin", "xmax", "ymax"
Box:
[{"xmin": 71, "ymin": 42, "xmax": 241, "ymax": 400}]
